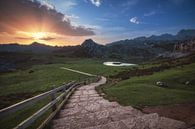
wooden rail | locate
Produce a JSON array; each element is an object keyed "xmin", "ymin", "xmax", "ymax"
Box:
[{"xmin": 0, "ymin": 76, "xmax": 100, "ymax": 129}]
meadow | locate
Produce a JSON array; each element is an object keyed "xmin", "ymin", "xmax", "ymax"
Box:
[
  {"xmin": 1, "ymin": 53, "xmax": 195, "ymax": 129},
  {"xmin": 100, "ymin": 63, "xmax": 195, "ymax": 107},
  {"xmin": 0, "ymin": 57, "xmax": 131, "ymax": 108}
]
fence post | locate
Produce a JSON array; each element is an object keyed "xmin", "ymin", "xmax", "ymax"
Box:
[
  {"xmin": 62, "ymin": 84, "xmax": 66, "ymax": 100},
  {"xmin": 51, "ymin": 85, "xmax": 57, "ymax": 111}
]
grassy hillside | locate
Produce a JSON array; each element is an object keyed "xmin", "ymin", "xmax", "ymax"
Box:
[
  {"xmin": 0, "ymin": 57, "xmax": 132, "ymax": 129},
  {"xmin": 0, "ymin": 58, "xmax": 131, "ymax": 108},
  {"xmin": 100, "ymin": 63, "xmax": 195, "ymax": 107}
]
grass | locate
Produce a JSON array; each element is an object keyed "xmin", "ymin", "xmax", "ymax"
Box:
[
  {"xmin": 0, "ymin": 64, "xmax": 88, "ymax": 96},
  {"xmin": 0, "ymin": 58, "xmax": 131, "ymax": 97},
  {"xmin": 61, "ymin": 58, "xmax": 131, "ymax": 76},
  {"xmin": 0, "ymin": 96, "xmax": 51, "ymax": 129},
  {"xmin": 0, "ymin": 57, "xmax": 132, "ymax": 129},
  {"xmin": 100, "ymin": 63, "xmax": 195, "ymax": 107}
]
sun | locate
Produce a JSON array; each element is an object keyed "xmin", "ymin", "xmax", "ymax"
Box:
[{"xmin": 32, "ymin": 32, "xmax": 46, "ymax": 40}]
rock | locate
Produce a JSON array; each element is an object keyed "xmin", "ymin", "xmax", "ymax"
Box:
[
  {"xmin": 28, "ymin": 70, "xmax": 34, "ymax": 73},
  {"xmin": 156, "ymin": 81, "xmax": 167, "ymax": 87},
  {"xmin": 157, "ymin": 117, "xmax": 186, "ymax": 129},
  {"xmin": 185, "ymin": 81, "xmax": 190, "ymax": 85}
]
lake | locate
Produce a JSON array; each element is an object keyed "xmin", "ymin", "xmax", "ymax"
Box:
[{"xmin": 103, "ymin": 62, "xmax": 136, "ymax": 66}]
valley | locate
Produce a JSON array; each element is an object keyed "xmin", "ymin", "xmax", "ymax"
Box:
[{"xmin": 0, "ymin": 29, "xmax": 195, "ymax": 129}]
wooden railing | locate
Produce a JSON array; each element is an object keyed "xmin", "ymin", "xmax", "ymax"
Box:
[{"xmin": 0, "ymin": 76, "xmax": 100, "ymax": 129}]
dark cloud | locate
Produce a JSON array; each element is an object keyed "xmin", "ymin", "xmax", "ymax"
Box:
[
  {"xmin": 15, "ymin": 36, "xmax": 55, "ymax": 41},
  {"xmin": 15, "ymin": 37, "xmax": 34, "ymax": 40},
  {"xmin": 0, "ymin": 0, "xmax": 95, "ymax": 36},
  {"xmin": 39, "ymin": 37, "xmax": 56, "ymax": 41}
]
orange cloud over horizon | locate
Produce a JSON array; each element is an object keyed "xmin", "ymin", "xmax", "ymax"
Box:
[{"xmin": 0, "ymin": 0, "xmax": 95, "ymax": 46}]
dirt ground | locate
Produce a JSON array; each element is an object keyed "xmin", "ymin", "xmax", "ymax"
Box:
[{"xmin": 141, "ymin": 103, "xmax": 195, "ymax": 127}]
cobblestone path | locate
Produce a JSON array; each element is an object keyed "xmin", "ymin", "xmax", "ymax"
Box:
[{"xmin": 51, "ymin": 76, "xmax": 186, "ymax": 129}]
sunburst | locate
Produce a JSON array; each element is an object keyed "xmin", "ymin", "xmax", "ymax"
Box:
[{"xmin": 32, "ymin": 32, "xmax": 46, "ymax": 40}]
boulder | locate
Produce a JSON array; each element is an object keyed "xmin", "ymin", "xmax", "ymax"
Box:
[
  {"xmin": 156, "ymin": 81, "xmax": 167, "ymax": 87},
  {"xmin": 185, "ymin": 81, "xmax": 190, "ymax": 85}
]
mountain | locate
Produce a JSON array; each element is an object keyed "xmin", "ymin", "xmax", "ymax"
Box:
[
  {"xmin": 177, "ymin": 29, "xmax": 195, "ymax": 40},
  {"xmin": 1, "ymin": 29, "xmax": 195, "ymax": 60},
  {"xmin": 130, "ymin": 29, "xmax": 195, "ymax": 42},
  {"xmin": 148, "ymin": 34, "xmax": 175, "ymax": 41},
  {"xmin": 0, "ymin": 42, "xmax": 60, "ymax": 53},
  {"xmin": 80, "ymin": 39, "xmax": 106, "ymax": 57},
  {"xmin": 174, "ymin": 39, "xmax": 195, "ymax": 53}
]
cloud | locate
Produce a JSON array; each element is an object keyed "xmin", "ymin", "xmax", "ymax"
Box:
[
  {"xmin": 15, "ymin": 36, "xmax": 55, "ymax": 41},
  {"xmin": 40, "ymin": 0, "xmax": 55, "ymax": 10},
  {"xmin": 39, "ymin": 37, "xmax": 56, "ymax": 41},
  {"xmin": 15, "ymin": 37, "xmax": 34, "ymax": 40},
  {"xmin": 90, "ymin": 0, "xmax": 101, "ymax": 7},
  {"xmin": 63, "ymin": 0, "xmax": 77, "ymax": 10},
  {"xmin": 63, "ymin": 14, "xmax": 80, "ymax": 23},
  {"xmin": 83, "ymin": 24, "xmax": 102, "ymax": 30},
  {"xmin": 0, "ymin": 0, "xmax": 95, "ymax": 36},
  {"xmin": 144, "ymin": 11, "xmax": 156, "ymax": 17},
  {"xmin": 130, "ymin": 17, "xmax": 140, "ymax": 24}
]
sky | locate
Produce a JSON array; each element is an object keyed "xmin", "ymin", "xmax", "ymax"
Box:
[{"xmin": 0, "ymin": 0, "xmax": 195, "ymax": 46}]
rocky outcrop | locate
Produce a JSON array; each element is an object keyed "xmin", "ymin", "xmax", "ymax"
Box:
[{"xmin": 174, "ymin": 39, "xmax": 195, "ymax": 53}]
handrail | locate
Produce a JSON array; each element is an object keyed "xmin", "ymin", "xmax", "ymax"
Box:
[
  {"xmin": 0, "ymin": 81, "xmax": 75, "ymax": 118},
  {"xmin": 0, "ymin": 76, "xmax": 100, "ymax": 129},
  {"xmin": 14, "ymin": 84, "xmax": 76, "ymax": 129}
]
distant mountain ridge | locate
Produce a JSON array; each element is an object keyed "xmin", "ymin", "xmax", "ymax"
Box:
[
  {"xmin": 0, "ymin": 29, "xmax": 195, "ymax": 60},
  {"xmin": 132, "ymin": 29, "xmax": 195, "ymax": 41},
  {"xmin": 0, "ymin": 42, "xmax": 60, "ymax": 53}
]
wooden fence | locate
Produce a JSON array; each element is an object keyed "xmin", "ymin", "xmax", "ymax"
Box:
[{"xmin": 0, "ymin": 76, "xmax": 100, "ymax": 129}]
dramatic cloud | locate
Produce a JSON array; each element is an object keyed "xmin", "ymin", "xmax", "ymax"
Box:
[
  {"xmin": 40, "ymin": 0, "xmax": 55, "ymax": 10},
  {"xmin": 130, "ymin": 17, "xmax": 140, "ymax": 24},
  {"xmin": 0, "ymin": 0, "xmax": 95, "ymax": 36},
  {"xmin": 90, "ymin": 0, "xmax": 101, "ymax": 7},
  {"xmin": 39, "ymin": 37, "xmax": 56, "ymax": 41}
]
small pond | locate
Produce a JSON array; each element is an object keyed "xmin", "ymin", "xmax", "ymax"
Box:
[{"xmin": 103, "ymin": 62, "xmax": 136, "ymax": 66}]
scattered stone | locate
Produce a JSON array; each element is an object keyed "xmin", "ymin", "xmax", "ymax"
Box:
[
  {"xmin": 185, "ymin": 81, "xmax": 190, "ymax": 85},
  {"xmin": 156, "ymin": 81, "xmax": 167, "ymax": 87},
  {"xmin": 28, "ymin": 70, "xmax": 34, "ymax": 73}
]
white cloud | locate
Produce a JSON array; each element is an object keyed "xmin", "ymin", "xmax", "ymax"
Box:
[
  {"xmin": 130, "ymin": 17, "xmax": 140, "ymax": 24},
  {"xmin": 90, "ymin": 0, "xmax": 101, "ymax": 7},
  {"xmin": 40, "ymin": 0, "xmax": 55, "ymax": 10},
  {"xmin": 144, "ymin": 11, "xmax": 156, "ymax": 17},
  {"xmin": 64, "ymin": 14, "xmax": 80, "ymax": 21},
  {"xmin": 64, "ymin": 1, "xmax": 77, "ymax": 9},
  {"xmin": 83, "ymin": 24, "xmax": 102, "ymax": 30}
]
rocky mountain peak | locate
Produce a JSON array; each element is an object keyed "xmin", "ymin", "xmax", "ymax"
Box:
[{"xmin": 81, "ymin": 39, "xmax": 99, "ymax": 47}]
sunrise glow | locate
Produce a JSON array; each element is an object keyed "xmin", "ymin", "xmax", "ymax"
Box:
[
  {"xmin": 31, "ymin": 32, "xmax": 46, "ymax": 40},
  {"xmin": 0, "ymin": 0, "xmax": 195, "ymax": 46}
]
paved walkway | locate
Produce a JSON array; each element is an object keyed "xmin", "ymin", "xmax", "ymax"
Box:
[{"xmin": 51, "ymin": 76, "xmax": 186, "ymax": 129}]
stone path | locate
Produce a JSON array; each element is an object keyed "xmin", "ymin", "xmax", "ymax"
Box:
[{"xmin": 51, "ymin": 76, "xmax": 187, "ymax": 129}]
